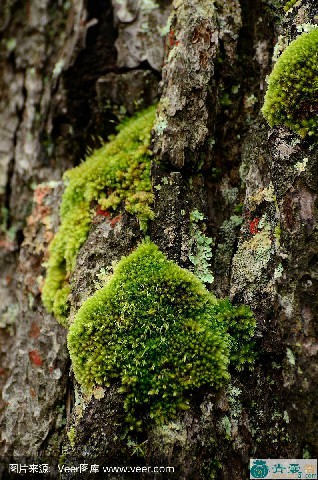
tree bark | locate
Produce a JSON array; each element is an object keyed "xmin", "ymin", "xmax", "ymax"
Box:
[{"xmin": 0, "ymin": 1, "xmax": 317, "ymax": 479}]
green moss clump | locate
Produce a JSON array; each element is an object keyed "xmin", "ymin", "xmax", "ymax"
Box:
[
  {"xmin": 67, "ymin": 426, "xmax": 76, "ymax": 448},
  {"xmin": 42, "ymin": 107, "xmax": 156, "ymax": 326},
  {"xmin": 284, "ymin": 0, "xmax": 298, "ymax": 11},
  {"xmin": 262, "ymin": 29, "xmax": 318, "ymax": 139},
  {"xmin": 67, "ymin": 242, "xmax": 255, "ymax": 429}
]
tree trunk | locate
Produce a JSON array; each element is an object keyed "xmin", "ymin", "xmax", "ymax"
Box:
[{"xmin": 0, "ymin": 1, "xmax": 317, "ymax": 479}]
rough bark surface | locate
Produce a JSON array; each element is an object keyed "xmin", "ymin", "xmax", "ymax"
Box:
[
  {"xmin": 0, "ymin": 0, "xmax": 88, "ymax": 456},
  {"xmin": 1, "ymin": 183, "xmax": 69, "ymax": 458},
  {"xmin": 153, "ymin": 0, "xmax": 242, "ymax": 170},
  {"xmin": 0, "ymin": 0, "xmax": 317, "ymax": 479}
]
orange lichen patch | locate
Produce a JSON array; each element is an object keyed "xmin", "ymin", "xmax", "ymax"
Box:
[
  {"xmin": 34, "ymin": 185, "xmax": 52, "ymax": 206},
  {"xmin": 44, "ymin": 231, "xmax": 54, "ymax": 243},
  {"xmin": 168, "ymin": 29, "xmax": 179, "ymax": 47},
  {"xmin": 30, "ymin": 387, "xmax": 36, "ymax": 398},
  {"xmin": 29, "ymin": 350, "xmax": 43, "ymax": 367},
  {"xmin": 96, "ymin": 206, "xmax": 111, "ymax": 217},
  {"xmin": 26, "ymin": 215, "xmax": 35, "ymax": 227},
  {"xmin": 0, "ymin": 240, "xmax": 15, "ymax": 251},
  {"xmin": 110, "ymin": 214, "xmax": 122, "ymax": 227},
  {"xmin": 27, "ymin": 205, "xmax": 51, "ymax": 228},
  {"xmin": 29, "ymin": 322, "xmax": 41, "ymax": 339},
  {"xmin": 38, "ymin": 205, "xmax": 50, "ymax": 217},
  {"xmin": 249, "ymin": 218, "xmax": 259, "ymax": 235}
]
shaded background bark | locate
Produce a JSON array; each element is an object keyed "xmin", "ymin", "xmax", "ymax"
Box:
[{"xmin": 0, "ymin": 0, "xmax": 317, "ymax": 479}]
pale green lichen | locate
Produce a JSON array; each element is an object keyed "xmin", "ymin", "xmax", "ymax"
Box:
[
  {"xmin": 232, "ymin": 230, "xmax": 272, "ymax": 286},
  {"xmin": 262, "ymin": 29, "xmax": 318, "ymax": 139},
  {"xmin": 42, "ymin": 106, "xmax": 156, "ymax": 326},
  {"xmin": 6, "ymin": 38, "xmax": 16, "ymax": 52},
  {"xmin": 274, "ymin": 263, "xmax": 284, "ymax": 280},
  {"xmin": 220, "ymin": 178, "xmax": 239, "ymax": 206},
  {"xmin": 151, "ymin": 421, "xmax": 187, "ymax": 452},
  {"xmin": 272, "ymin": 35, "xmax": 289, "ymax": 64},
  {"xmin": 68, "ymin": 242, "xmax": 255, "ymax": 429},
  {"xmin": 93, "ymin": 266, "xmax": 114, "ymax": 290},
  {"xmin": 140, "ymin": 0, "xmax": 159, "ymax": 14},
  {"xmin": 249, "ymin": 184, "xmax": 276, "ymax": 207},
  {"xmin": 189, "ymin": 210, "xmax": 214, "ymax": 284},
  {"xmin": 220, "ymin": 416, "xmax": 231, "ymax": 439},
  {"xmin": 244, "ymin": 94, "xmax": 258, "ymax": 110},
  {"xmin": 231, "ymin": 181, "xmax": 281, "ymax": 304},
  {"xmin": 294, "ymin": 157, "xmax": 309, "ymax": 173},
  {"xmin": 286, "ymin": 347, "xmax": 296, "ymax": 366},
  {"xmin": 158, "ymin": 16, "xmax": 172, "ymax": 37},
  {"xmin": 283, "ymin": 410, "xmax": 290, "ymax": 423},
  {"xmin": 92, "ymin": 386, "xmax": 105, "ymax": 400},
  {"xmin": 227, "ymin": 385, "xmax": 242, "ymax": 419},
  {"xmin": 0, "ymin": 303, "xmax": 19, "ymax": 334},
  {"xmin": 0, "ymin": 206, "xmax": 18, "ymax": 242},
  {"xmin": 153, "ymin": 98, "xmax": 170, "ymax": 136},
  {"xmin": 52, "ymin": 59, "xmax": 65, "ymax": 79},
  {"xmin": 154, "ymin": 119, "xmax": 167, "ymax": 135},
  {"xmin": 296, "ymin": 24, "xmax": 318, "ymax": 34},
  {"xmin": 220, "ymin": 385, "xmax": 243, "ymax": 441}
]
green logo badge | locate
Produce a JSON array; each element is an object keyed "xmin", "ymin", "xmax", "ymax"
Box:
[{"xmin": 251, "ymin": 460, "xmax": 269, "ymax": 479}]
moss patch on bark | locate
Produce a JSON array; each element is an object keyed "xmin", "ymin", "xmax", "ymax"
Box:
[
  {"xmin": 262, "ymin": 29, "xmax": 318, "ymax": 139},
  {"xmin": 68, "ymin": 242, "xmax": 255, "ymax": 430},
  {"xmin": 42, "ymin": 106, "xmax": 156, "ymax": 326}
]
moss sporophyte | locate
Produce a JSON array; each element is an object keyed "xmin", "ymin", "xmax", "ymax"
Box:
[
  {"xmin": 42, "ymin": 106, "xmax": 156, "ymax": 326},
  {"xmin": 262, "ymin": 29, "xmax": 318, "ymax": 139},
  {"xmin": 68, "ymin": 242, "xmax": 255, "ymax": 429}
]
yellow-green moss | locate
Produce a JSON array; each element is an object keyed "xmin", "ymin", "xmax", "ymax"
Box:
[
  {"xmin": 284, "ymin": 0, "xmax": 298, "ymax": 11},
  {"xmin": 67, "ymin": 426, "xmax": 76, "ymax": 448},
  {"xmin": 68, "ymin": 242, "xmax": 255, "ymax": 429},
  {"xmin": 42, "ymin": 106, "xmax": 156, "ymax": 326},
  {"xmin": 262, "ymin": 29, "xmax": 318, "ymax": 139}
]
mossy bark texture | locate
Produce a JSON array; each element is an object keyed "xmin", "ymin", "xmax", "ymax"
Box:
[{"xmin": 0, "ymin": 1, "xmax": 317, "ymax": 479}]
